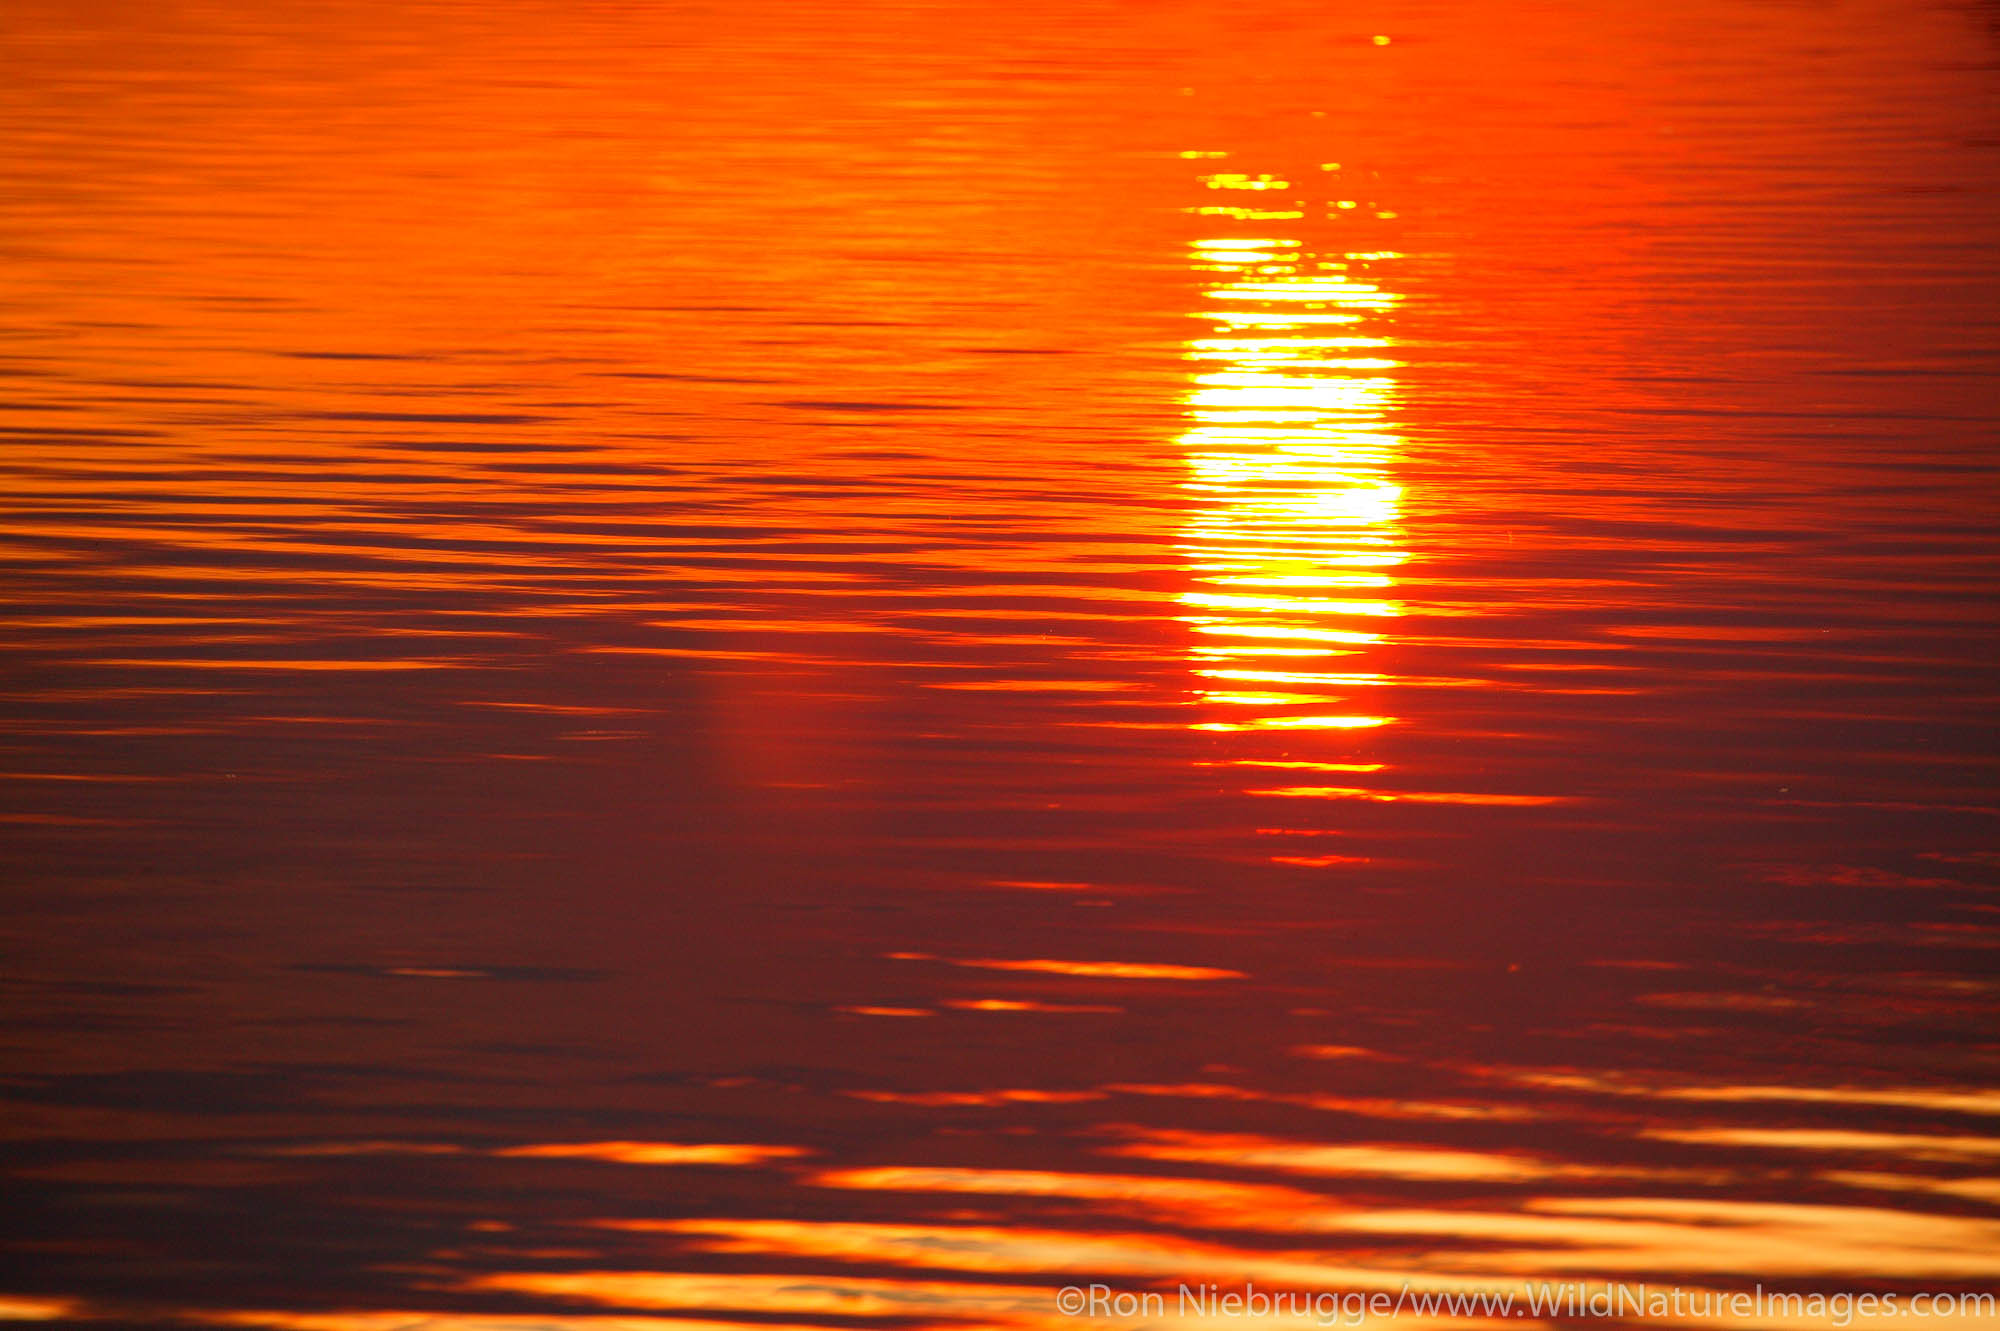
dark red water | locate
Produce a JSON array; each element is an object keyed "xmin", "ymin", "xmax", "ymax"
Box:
[{"xmin": 3, "ymin": 1, "xmax": 1999, "ymax": 1326}]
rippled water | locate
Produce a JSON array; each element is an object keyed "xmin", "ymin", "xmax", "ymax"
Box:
[{"xmin": 4, "ymin": 0, "xmax": 2000, "ymax": 1326}]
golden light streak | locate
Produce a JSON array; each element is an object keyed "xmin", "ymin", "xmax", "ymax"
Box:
[
  {"xmin": 493, "ymin": 1142, "xmax": 810, "ymax": 1166},
  {"xmin": 887, "ymin": 952, "xmax": 1244, "ymax": 981},
  {"xmin": 1176, "ymin": 202, "xmax": 1408, "ymax": 766}
]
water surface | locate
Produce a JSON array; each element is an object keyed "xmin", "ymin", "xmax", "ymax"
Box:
[{"xmin": 3, "ymin": 0, "xmax": 2000, "ymax": 1326}]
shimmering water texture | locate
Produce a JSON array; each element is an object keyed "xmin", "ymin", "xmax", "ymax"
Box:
[{"xmin": 2, "ymin": 1, "xmax": 1999, "ymax": 1327}]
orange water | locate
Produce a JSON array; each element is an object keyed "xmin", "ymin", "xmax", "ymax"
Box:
[{"xmin": 3, "ymin": 1, "xmax": 1999, "ymax": 1325}]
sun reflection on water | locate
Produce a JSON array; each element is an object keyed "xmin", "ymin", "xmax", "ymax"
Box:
[{"xmin": 1177, "ymin": 224, "xmax": 1408, "ymax": 742}]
